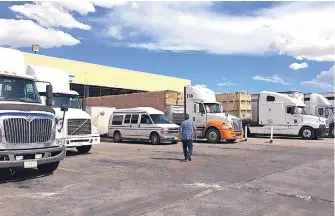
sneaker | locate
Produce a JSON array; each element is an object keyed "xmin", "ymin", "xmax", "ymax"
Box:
[{"xmin": 188, "ymin": 155, "xmax": 191, "ymax": 161}]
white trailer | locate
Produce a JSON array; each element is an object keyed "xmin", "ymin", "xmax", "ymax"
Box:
[
  {"xmin": 86, "ymin": 106, "xmax": 115, "ymax": 136},
  {"xmin": 247, "ymin": 91, "xmax": 327, "ymax": 139},
  {"xmin": 0, "ymin": 47, "xmax": 66, "ymax": 173},
  {"xmin": 166, "ymin": 85, "xmax": 244, "ymax": 143},
  {"xmin": 26, "ymin": 65, "xmax": 101, "ymax": 154}
]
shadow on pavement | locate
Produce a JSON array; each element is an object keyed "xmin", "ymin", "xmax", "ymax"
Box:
[
  {"xmin": 65, "ymin": 150, "xmax": 92, "ymax": 157},
  {"xmin": 0, "ymin": 168, "xmax": 52, "ymax": 184},
  {"xmin": 151, "ymin": 157, "xmax": 187, "ymax": 162}
]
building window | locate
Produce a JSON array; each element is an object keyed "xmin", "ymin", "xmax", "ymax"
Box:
[{"xmin": 112, "ymin": 115, "xmax": 123, "ymax": 125}]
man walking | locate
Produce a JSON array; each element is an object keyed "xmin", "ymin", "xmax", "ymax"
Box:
[{"xmin": 178, "ymin": 114, "xmax": 196, "ymax": 161}]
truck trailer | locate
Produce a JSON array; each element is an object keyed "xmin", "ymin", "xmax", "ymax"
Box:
[
  {"xmin": 247, "ymin": 91, "xmax": 327, "ymax": 139},
  {"xmin": 26, "ymin": 65, "xmax": 101, "ymax": 154},
  {"xmin": 0, "ymin": 47, "xmax": 67, "ymax": 173}
]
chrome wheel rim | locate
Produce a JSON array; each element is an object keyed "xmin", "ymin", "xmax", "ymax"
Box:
[
  {"xmin": 303, "ymin": 129, "xmax": 311, "ymax": 138},
  {"xmin": 208, "ymin": 131, "xmax": 218, "ymax": 141}
]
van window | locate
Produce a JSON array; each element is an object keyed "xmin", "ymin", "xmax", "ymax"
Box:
[
  {"xmin": 131, "ymin": 114, "xmax": 139, "ymax": 124},
  {"xmin": 112, "ymin": 115, "xmax": 123, "ymax": 125},
  {"xmin": 124, "ymin": 114, "xmax": 131, "ymax": 124},
  {"xmin": 140, "ymin": 114, "xmax": 152, "ymax": 124}
]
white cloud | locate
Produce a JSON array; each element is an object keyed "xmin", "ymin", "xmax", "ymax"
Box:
[
  {"xmin": 217, "ymin": 78, "xmax": 237, "ymax": 86},
  {"xmin": 101, "ymin": 2, "xmax": 334, "ymax": 61},
  {"xmin": 253, "ymin": 74, "xmax": 291, "ymax": 85},
  {"xmin": 289, "ymin": 62, "xmax": 308, "ymax": 70},
  {"xmin": 9, "ymin": 2, "xmax": 92, "ymax": 30},
  {"xmin": 300, "ymin": 66, "xmax": 334, "ymax": 91},
  {"xmin": 107, "ymin": 25, "xmax": 123, "ymax": 40},
  {"xmin": 0, "ymin": 19, "xmax": 80, "ymax": 48},
  {"xmin": 92, "ymin": 1, "xmax": 127, "ymax": 8}
]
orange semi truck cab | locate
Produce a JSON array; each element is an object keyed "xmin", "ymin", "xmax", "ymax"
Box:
[{"xmin": 183, "ymin": 85, "xmax": 243, "ymax": 143}]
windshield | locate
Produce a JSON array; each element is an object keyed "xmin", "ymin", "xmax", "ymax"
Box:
[
  {"xmin": 150, "ymin": 114, "xmax": 171, "ymax": 124},
  {"xmin": 295, "ymin": 106, "xmax": 307, "ymax": 115},
  {"xmin": 0, "ymin": 75, "xmax": 41, "ymax": 103},
  {"xmin": 204, "ymin": 103, "xmax": 222, "ymax": 113},
  {"xmin": 52, "ymin": 94, "xmax": 81, "ymax": 109}
]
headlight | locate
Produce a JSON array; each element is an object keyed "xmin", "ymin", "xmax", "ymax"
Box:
[
  {"xmin": 56, "ymin": 138, "xmax": 65, "ymax": 146},
  {"xmin": 222, "ymin": 124, "xmax": 233, "ymax": 130},
  {"xmin": 92, "ymin": 126, "xmax": 99, "ymax": 134}
]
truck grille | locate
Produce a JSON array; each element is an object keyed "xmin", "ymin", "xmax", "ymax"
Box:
[
  {"xmin": 232, "ymin": 119, "xmax": 243, "ymax": 132},
  {"xmin": 3, "ymin": 118, "xmax": 53, "ymax": 144},
  {"xmin": 67, "ymin": 119, "xmax": 91, "ymax": 135}
]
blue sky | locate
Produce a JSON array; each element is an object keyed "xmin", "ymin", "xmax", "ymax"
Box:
[{"xmin": 0, "ymin": 1, "xmax": 334, "ymax": 93}]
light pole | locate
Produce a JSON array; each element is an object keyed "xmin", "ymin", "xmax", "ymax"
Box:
[{"xmin": 32, "ymin": 44, "xmax": 40, "ymax": 54}]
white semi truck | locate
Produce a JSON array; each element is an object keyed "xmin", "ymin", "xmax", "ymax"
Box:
[
  {"xmin": 247, "ymin": 91, "xmax": 327, "ymax": 139},
  {"xmin": 26, "ymin": 65, "xmax": 101, "ymax": 154},
  {"xmin": 166, "ymin": 85, "xmax": 243, "ymax": 143},
  {"xmin": 0, "ymin": 47, "xmax": 67, "ymax": 173}
]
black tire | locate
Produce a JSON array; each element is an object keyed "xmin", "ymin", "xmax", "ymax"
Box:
[
  {"xmin": 226, "ymin": 139, "xmax": 236, "ymax": 143},
  {"xmin": 301, "ymin": 127, "xmax": 315, "ymax": 140},
  {"xmin": 113, "ymin": 131, "xmax": 122, "ymax": 142},
  {"xmin": 330, "ymin": 124, "xmax": 334, "ymax": 138},
  {"xmin": 76, "ymin": 145, "xmax": 92, "ymax": 154},
  {"xmin": 150, "ymin": 132, "xmax": 161, "ymax": 145},
  {"xmin": 38, "ymin": 161, "xmax": 60, "ymax": 174},
  {"xmin": 206, "ymin": 128, "xmax": 221, "ymax": 143}
]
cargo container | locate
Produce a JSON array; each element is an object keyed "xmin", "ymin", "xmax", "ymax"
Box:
[{"xmin": 216, "ymin": 92, "xmax": 252, "ymax": 119}]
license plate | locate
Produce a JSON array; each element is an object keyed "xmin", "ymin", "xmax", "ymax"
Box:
[{"xmin": 24, "ymin": 160, "xmax": 37, "ymax": 169}]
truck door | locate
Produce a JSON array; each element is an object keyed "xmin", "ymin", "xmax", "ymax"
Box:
[
  {"xmin": 285, "ymin": 106, "xmax": 299, "ymax": 135},
  {"xmin": 191, "ymin": 103, "xmax": 206, "ymax": 137}
]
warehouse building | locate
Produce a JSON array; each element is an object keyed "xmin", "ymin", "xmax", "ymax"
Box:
[{"xmin": 23, "ymin": 52, "xmax": 190, "ymax": 98}]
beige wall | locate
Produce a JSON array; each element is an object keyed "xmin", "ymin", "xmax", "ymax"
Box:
[{"xmin": 23, "ymin": 52, "xmax": 190, "ymax": 92}]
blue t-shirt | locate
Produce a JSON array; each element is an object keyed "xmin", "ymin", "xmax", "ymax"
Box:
[{"xmin": 179, "ymin": 120, "xmax": 196, "ymax": 141}]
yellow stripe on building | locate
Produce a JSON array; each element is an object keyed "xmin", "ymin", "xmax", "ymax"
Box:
[{"xmin": 23, "ymin": 52, "xmax": 190, "ymax": 92}]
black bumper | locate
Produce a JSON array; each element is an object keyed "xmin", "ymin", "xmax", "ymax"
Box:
[{"xmin": 314, "ymin": 127, "xmax": 328, "ymax": 138}]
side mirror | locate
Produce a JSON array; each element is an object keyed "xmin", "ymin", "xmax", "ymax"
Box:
[
  {"xmin": 46, "ymin": 84, "xmax": 53, "ymax": 106},
  {"xmin": 61, "ymin": 104, "xmax": 68, "ymax": 112},
  {"xmin": 99, "ymin": 111, "xmax": 105, "ymax": 116}
]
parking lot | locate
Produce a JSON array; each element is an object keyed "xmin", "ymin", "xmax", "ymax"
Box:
[{"xmin": 0, "ymin": 137, "xmax": 334, "ymax": 216}]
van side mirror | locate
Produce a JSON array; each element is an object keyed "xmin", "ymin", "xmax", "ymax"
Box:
[{"xmin": 46, "ymin": 84, "xmax": 53, "ymax": 106}]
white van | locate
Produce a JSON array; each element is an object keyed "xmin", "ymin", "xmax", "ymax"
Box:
[{"xmin": 108, "ymin": 107, "xmax": 180, "ymax": 144}]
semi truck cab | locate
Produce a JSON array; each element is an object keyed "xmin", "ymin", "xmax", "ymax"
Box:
[
  {"xmin": 184, "ymin": 85, "xmax": 243, "ymax": 143},
  {"xmin": 27, "ymin": 65, "xmax": 100, "ymax": 154},
  {"xmin": 0, "ymin": 47, "xmax": 66, "ymax": 173}
]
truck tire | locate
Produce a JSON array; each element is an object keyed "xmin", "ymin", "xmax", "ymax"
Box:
[
  {"xmin": 150, "ymin": 132, "xmax": 161, "ymax": 145},
  {"xmin": 206, "ymin": 128, "xmax": 220, "ymax": 143},
  {"xmin": 113, "ymin": 131, "xmax": 122, "ymax": 143},
  {"xmin": 76, "ymin": 145, "xmax": 92, "ymax": 154},
  {"xmin": 330, "ymin": 123, "xmax": 334, "ymax": 138},
  {"xmin": 301, "ymin": 127, "xmax": 315, "ymax": 140},
  {"xmin": 38, "ymin": 161, "xmax": 60, "ymax": 174}
]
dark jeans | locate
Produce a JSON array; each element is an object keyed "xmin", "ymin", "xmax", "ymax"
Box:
[{"xmin": 182, "ymin": 140, "xmax": 193, "ymax": 157}]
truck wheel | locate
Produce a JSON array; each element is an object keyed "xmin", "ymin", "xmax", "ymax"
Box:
[
  {"xmin": 76, "ymin": 145, "xmax": 92, "ymax": 154},
  {"xmin": 330, "ymin": 124, "xmax": 334, "ymax": 138},
  {"xmin": 150, "ymin": 132, "xmax": 161, "ymax": 145},
  {"xmin": 113, "ymin": 131, "xmax": 122, "ymax": 142},
  {"xmin": 38, "ymin": 161, "xmax": 60, "ymax": 174},
  {"xmin": 301, "ymin": 127, "xmax": 315, "ymax": 140},
  {"xmin": 226, "ymin": 139, "xmax": 236, "ymax": 143},
  {"xmin": 206, "ymin": 128, "xmax": 220, "ymax": 143}
]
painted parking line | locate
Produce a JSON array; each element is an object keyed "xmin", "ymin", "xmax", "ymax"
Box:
[{"xmin": 58, "ymin": 168, "xmax": 81, "ymax": 173}]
